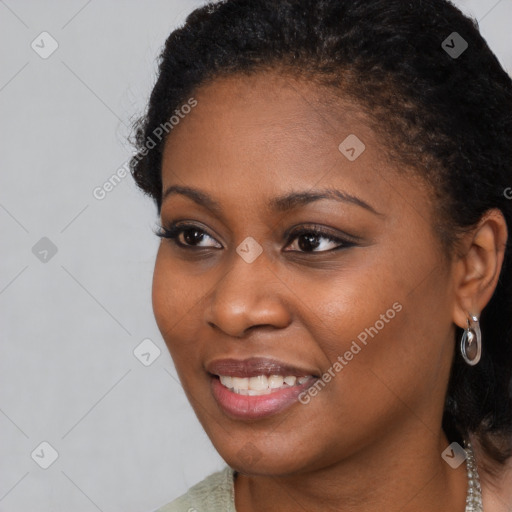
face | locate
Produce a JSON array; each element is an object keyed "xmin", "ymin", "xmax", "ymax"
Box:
[{"xmin": 152, "ymin": 71, "xmax": 457, "ymax": 475}]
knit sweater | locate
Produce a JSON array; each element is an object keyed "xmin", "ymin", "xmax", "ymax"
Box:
[{"xmin": 154, "ymin": 466, "xmax": 237, "ymax": 511}]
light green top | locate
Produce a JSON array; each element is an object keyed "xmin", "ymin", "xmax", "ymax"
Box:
[{"xmin": 154, "ymin": 466, "xmax": 237, "ymax": 512}]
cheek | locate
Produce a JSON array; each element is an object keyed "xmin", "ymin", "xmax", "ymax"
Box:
[
  {"xmin": 305, "ymin": 239, "xmax": 449, "ymax": 381},
  {"xmin": 151, "ymin": 248, "xmax": 197, "ymax": 352},
  {"xmin": 151, "ymin": 247, "xmax": 215, "ymax": 377},
  {"xmin": 151, "ymin": 248, "xmax": 177, "ymax": 334}
]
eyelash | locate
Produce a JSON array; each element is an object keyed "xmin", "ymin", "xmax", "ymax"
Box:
[{"xmin": 154, "ymin": 222, "xmax": 355, "ymax": 253}]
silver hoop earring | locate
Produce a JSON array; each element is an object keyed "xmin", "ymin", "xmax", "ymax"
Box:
[{"xmin": 460, "ymin": 314, "xmax": 482, "ymax": 366}]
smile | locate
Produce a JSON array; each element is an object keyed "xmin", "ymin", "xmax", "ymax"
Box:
[{"xmin": 218, "ymin": 374, "xmax": 313, "ymax": 395}]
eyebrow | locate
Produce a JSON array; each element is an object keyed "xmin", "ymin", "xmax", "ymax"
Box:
[{"xmin": 162, "ymin": 185, "xmax": 383, "ymax": 216}]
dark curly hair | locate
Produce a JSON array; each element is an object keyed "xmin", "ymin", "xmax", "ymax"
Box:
[{"xmin": 130, "ymin": 0, "xmax": 512, "ymax": 465}]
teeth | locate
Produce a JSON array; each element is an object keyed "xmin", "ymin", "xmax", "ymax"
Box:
[
  {"xmin": 284, "ymin": 376, "xmax": 296, "ymax": 386},
  {"xmin": 219, "ymin": 374, "xmax": 311, "ymax": 395},
  {"xmin": 249, "ymin": 375, "xmax": 268, "ymax": 390},
  {"xmin": 268, "ymin": 375, "xmax": 284, "ymax": 388},
  {"xmin": 247, "ymin": 388, "xmax": 271, "ymax": 396},
  {"xmin": 221, "ymin": 375, "xmax": 233, "ymax": 388},
  {"xmin": 231, "ymin": 376, "xmax": 249, "ymax": 390}
]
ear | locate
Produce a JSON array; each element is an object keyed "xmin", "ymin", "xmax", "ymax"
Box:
[{"xmin": 452, "ymin": 208, "xmax": 508, "ymax": 329}]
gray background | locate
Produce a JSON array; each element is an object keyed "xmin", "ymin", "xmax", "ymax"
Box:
[{"xmin": 1, "ymin": 1, "xmax": 511, "ymax": 511}]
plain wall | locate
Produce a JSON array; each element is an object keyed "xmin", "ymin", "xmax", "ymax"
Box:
[{"xmin": 1, "ymin": 1, "xmax": 511, "ymax": 511}]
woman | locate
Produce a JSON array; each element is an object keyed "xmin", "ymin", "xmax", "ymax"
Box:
[{"xmin": 130, "ymin": 1, "xmax": 512, "ymax": 510}]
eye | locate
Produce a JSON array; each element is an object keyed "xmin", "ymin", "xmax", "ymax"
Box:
[
  {"xmin": 155, "ymin": 222, "xmax": 222, "ymax": 249},
  {"xmin": 284, "ymin": 226, "xmax": 354, "ymax": 253},
  {"xmin": 155, "ymin": 222, "xmax": 355, "ymax": 253}
]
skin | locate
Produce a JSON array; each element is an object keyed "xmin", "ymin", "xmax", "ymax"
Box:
[
  {"xmin": 472, "ymin": 437, "xmax": 512, "ymax": 511},
  {"xmin": 152, "ymin": 71, "xmax": 509, "ymax": 511}
]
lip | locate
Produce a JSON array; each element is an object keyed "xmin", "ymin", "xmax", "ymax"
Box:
[
  {"xmin": 205, "ymin": 356, "xmax": 320, "ymax": 420},
  {"xmin": 210, "ymin": 373, "xmax": 318, "ymax": 420},
  {"xmin": 205, "ymin": 356, "xmax": 320, "ymax": 378}
]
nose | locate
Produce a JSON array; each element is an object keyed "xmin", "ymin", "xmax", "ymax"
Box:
[{"xmin": 205, "ymin": 248, "xmax": 292, "ymax": 338}]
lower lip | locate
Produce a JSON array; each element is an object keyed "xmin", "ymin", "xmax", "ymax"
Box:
[{"xmin": 210, "ymin": 375, "xmax": 317, "ymax": 420}]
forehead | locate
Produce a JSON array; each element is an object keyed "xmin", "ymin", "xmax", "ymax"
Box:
[
  {"xmin": 164, "ymin": 71, "xmax": 367, "ymax": 159},
  {"xmin": 160, "ymin": 71, "xmax": 431, "ymax": 222}
]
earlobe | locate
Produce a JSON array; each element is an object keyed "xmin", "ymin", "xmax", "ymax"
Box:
[{"xmin": 451, "ymin": 208, "xmax": 508, "ymax": 330}]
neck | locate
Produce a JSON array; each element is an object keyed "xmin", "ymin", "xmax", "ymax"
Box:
[{"xmin": 234, "ymin": 427, "xmax": 469, "ymax": 512}]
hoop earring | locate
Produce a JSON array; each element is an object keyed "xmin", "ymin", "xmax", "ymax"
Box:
[{"xmin": 460, "ymin": 314, "xmax": 482, "ymax": 366}]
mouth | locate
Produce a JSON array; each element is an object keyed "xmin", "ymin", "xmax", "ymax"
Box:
[
  {"xmin": 206, "ymin": 357, "xmax": 320, "ymax": 419},
  {"xmin": 214, "ymin": 374, "xmax": 314, "ymax": 395}
]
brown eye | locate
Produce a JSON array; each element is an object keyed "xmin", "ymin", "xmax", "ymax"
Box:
[
  {"xmin": 285, "ymin": 227, "xmax": 354, "ymax": 253},
  {"xmin": 180, "ymin": 227, "xmax": 206, "ymax": 246},
  {"xmin": 155, "ymin": 223, "xmax": 222, "ymax": 249}
]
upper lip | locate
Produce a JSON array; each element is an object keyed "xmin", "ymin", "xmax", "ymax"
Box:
[{"xmin": 206, "ymin": 357, "xmax": 319, "ymax": 378}]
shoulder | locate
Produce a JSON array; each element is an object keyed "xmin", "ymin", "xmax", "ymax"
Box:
[{"xmin": 153, "ymin": 466, "xmax": 237, "ymax": 512}]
